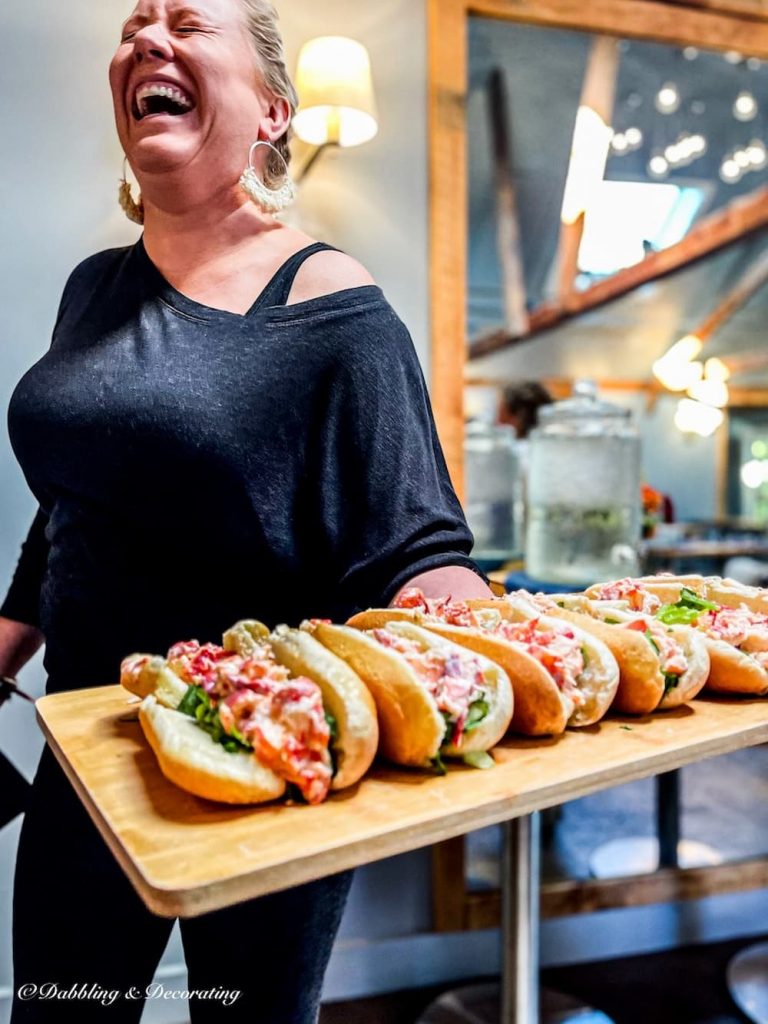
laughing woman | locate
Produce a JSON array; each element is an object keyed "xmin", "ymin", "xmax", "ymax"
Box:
[{"xmin": 0, "ymin": 0, "xmax": 491, "ymax": 1020}]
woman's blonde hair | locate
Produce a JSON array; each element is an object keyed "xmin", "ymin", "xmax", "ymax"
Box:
[{"xmin": 239, "ymin": 0, "xmax": 299, "ymax": 188}]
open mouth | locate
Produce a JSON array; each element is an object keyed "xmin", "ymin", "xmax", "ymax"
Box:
[{"xmin": 132, "ymin": 82, "xmax": 196, "ymax": 121}]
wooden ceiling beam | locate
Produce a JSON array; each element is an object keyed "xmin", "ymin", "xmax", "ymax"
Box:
[
  {"xmin": 694, "ymin": 248, "xmax": 768, "ymax": 344},
  {"xmin": 666, "ymin": 0, "xmax": 768, "ymax": 22},
  {"xmin": 468, "ymin": 0, "xmax": 768, "ymax": 57},
  {"xmin": 488, "ymin": 68, "xmax": 529, "ymax": 336},
  {"xmin": 466, "ymin": 376, "xmax": 768, "ymax": 397},
  {"xmin": 469, "ymin": 185, "xmax": 768, "ymax": 359}
]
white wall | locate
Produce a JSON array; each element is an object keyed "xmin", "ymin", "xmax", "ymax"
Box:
[
  {"xmin": 0, "ymin": 0, "xmax": 429, "ymax": 1015},
  {"xmin": 607, "ymin": 391, "xmax": 719, "ymax": 521}
]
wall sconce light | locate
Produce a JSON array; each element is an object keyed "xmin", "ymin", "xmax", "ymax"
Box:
[
  {"xmin": 652, "ymin": 334, "xmax": 703, "ymax": 390},
  {"xmin": 674, "ymin": 398, "xmax": 724, "ymax": 437},
  {"xmin": 292, "ymin": 36, "xmax": 378, "ymax": 182}
]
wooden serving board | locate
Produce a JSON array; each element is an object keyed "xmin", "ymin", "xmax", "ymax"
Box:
[{"xmin": 36, "ymin": 686, "xmax": 768, "ymax": 919}]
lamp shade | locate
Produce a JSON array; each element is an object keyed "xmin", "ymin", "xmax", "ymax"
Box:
[{"xmin": 293, "ymin": 36, "xmax": 378, "ymax": 148}]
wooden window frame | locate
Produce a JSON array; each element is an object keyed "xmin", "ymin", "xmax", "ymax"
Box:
[{"xmin": 427, "ymin": 0, "xmax": 768, "ymax": 931}]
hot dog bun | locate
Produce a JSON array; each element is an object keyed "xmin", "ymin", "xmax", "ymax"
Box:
[
  {"xmin": 582, "ymin": 578, "xmax": 768, "ymax": 695},
  {"xmin": 120, "ymin": 653, "xmax": 188, "ymax": 707},
  {"xmin": 120, "ymin": 621, "xmax": 379, "ymax": 803},
  {"xmin": 139, "ymin": 695, "xmax": 287, "ymax": 804},
  {"xmin": 121, "ymin": 655, "xmax": 286, "ymax": 803},
  {"xmin": 550, "ymin": 606, "xmax": 664, "ymax": 713},
  {"xmin": 589, "ymin": 574, "xmax": 768, "ymax": 616},
  {"xmin": 704, "ymin": 639, "xmax": 768, "ymax": 695},
  {"xmin": 226, "ymin": 621, "xmax": 379, "ymax": 790},
  {"xmin": 310, "ymin": 621, "xmax": 513, "ymax": 767},
  {"xmin": 348, "ymin": 602, "xmax": 618, "ymax": 733},
  {"xmin": 530, "ymin": 597, "xmax": 710, "ymax": 712}
]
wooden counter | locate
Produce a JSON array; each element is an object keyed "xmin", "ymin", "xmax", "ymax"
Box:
[{"xmin": 36, "ymin": 686, "xmax": 768, "ymax": 918}]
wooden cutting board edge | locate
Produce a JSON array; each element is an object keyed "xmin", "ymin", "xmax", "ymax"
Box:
[{"xmin": 35, "ymin": 694, "xmax": 768, "ymax": 918}]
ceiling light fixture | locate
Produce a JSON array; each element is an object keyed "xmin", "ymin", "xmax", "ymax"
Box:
[
  {"xmin": 652, "ymin": 335, "xmax": 704, "ymax": 391},
  {"xmin": 747, "ymin": 139, "xmax": 768, "ymax": 169},
  {"xmin": 655, "ymin": 82, "xmax": 681, "ymax": 114},
  {"xmin": 720, "ymin": 158, "xmax": 742, "ymax": 183},
  {"xmin": 734, "ymin": 149, "xmax": 751, "ymax": 168},
  {"xmin": 648, "ymin": 153, "xmax": 669, "ymax": 177},
  {"xmin": 688, "ymin": 377, "xmax": 730, "ymax": 408},
  {"xmin": 610, "ymin": 127, "xmax": 643, "ymax": 157},
  {"xmin": 733, "ymin": 90, "xmax": 758, "ymax": 122}
]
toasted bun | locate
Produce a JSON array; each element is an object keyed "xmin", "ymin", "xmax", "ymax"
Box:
[
  {"xmin": 561, "ymin": 620, "xmax": 621, "ymax": 725},
  {"xmin": 349, "ymin": 607, "xmax": 567, "ymax": 737},
  {"xmin": 138, "ymin": 696, "xmax": 286, "ymax": 804},
  {"xmin": 348, "ymin": 602, "xmax": 619, "ymax": 734},
  {"xmin": 312, "ymin": 621, "xmax": 513, "ymax": 766},
  {"xmin": 222, "ymin": 619, "xmax": 270, "ymax": 654},
  {"xmin": 352, "ymin": 606, "xmax": 569, "ymax": 737},
  {"xmin": 704, "ymin": 640, "xmax": 768, "ymax": 695},
  {"xmin": 371, "ymin": 622, "xmax": 513, "ymax": 757},
  {"xmin": 586, "ymin": 576, "xmax": 708, "ymax": 606},
  {"xmin": 540, "ymin": 605, "xmax": 664, "ymax": 715},
  {"xmin": 702, "ymin": 576, "xmax": 768, "ymax": 616},
  {"xmin": 268, "ymin": 625, "xmax": 378, "ymax": 789},
  {"xmin": 463, "ymin": 599, "xmax": 620, "ymax": 728},
  {"xmin": 312, "ymin": 623, "xmax": 445, "ymax": 766},
  {"xmin": 655, "ymin": 626, "xmax": 711, "ymax": 709},
  {"xmin": 120, "ymin": 654, "xmax": 189, "ymax": 709},
  {"xmin": 411, "ymin": 624, "xmax": 569, "ymax": 737},
  {"xmin": 346, "ymin": 608, "xmax": 422, "ymax": 630},
  {"xmin": 586, "ymin": 574, "xmax": 768, "ymax": 616},
  {"xmin": 580, "ymin": 580, "xmax": 768, "ymax": 696}
]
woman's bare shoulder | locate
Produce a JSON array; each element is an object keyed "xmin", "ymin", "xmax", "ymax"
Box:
[{"xmin": 287, "ymin": 248, "xmax": 376, "ymax": 305}]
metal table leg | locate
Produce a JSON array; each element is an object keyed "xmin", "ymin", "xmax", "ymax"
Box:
[
  {"xmin": 656, "ymin": 770, "xmax": 680, "ymax": 867},
  {"xmin": 418, "ymin": 812, "xmax": 614, "ymax": 1023},
  {"xmin": 502, "ymin": 813, "xmax": 540, "ymax": 1022}
]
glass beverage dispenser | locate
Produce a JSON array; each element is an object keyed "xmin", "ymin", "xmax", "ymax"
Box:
[
  {"xmin": 525, "ymin": 381, "xmax": 641, "ymax": 584},
  {"xmin": 464, "ymin": 421, "xmax": 521, "ymax": 564}
]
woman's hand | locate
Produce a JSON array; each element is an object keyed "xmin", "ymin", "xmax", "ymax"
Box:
[
  {"xmin": 0, "ymin": 617, "xmax": 44, "ymax": 679},
  {"xmin": 391, "ymin": 566, "xmax": 493, "ymax": 606}
]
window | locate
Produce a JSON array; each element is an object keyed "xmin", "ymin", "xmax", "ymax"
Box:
[{"xmin": 577, "ymin": 180, "xmax": 704, "ymax": 277}]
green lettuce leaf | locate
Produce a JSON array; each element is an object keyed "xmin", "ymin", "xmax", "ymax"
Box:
[{"xmin": 462, "ymin": 750, "xmax": 495, "ymax": 770}]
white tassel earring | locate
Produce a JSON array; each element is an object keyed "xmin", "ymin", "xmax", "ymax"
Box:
[
  {"xmin": 239, "ymin": 140, "xmax": 296, "ymax": 214},
  {"xmin": 119, "ymin": 157, "xmax": 144, "ymax": 225}
]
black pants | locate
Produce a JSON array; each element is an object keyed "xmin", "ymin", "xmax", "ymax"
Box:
[{"xmin": 11, "ymin": 746, "xmax": 353, "ymax": 1023}]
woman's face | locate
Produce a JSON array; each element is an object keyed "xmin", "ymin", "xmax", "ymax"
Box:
[{"xmin": 109, "ymin": 0, "xmax": 286, "ymax": 185}]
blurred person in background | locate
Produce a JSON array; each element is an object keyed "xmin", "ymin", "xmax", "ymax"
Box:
[{"xmin": 498, "ymin": 380, "xmax": 553, "ymax": 439}]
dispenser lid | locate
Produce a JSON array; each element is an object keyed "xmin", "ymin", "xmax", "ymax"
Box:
[{"xmin": 538, "ymin": 380, "xmax": 631, "ymax": 427}]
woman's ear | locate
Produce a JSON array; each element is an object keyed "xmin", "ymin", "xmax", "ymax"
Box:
[{"xmin": 259, "ymin": 96, "xmax": 291, "ymax": 142}]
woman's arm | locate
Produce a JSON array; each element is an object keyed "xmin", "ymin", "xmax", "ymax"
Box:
[
  {"xmin": 392, "ymin": 566, "xmax": 493, "ymax": 604},
  {"xmin": 0, "ymin": 508, "xmax": 50, "ymax": 674},
  {"xmin": 0, "ymin": 617, "xmax": 44, "ymax": 678}
]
